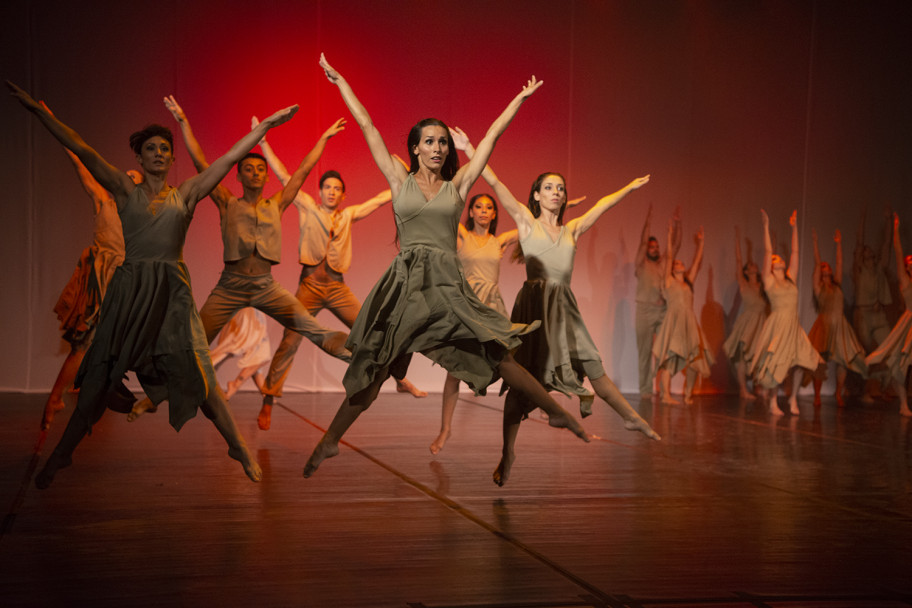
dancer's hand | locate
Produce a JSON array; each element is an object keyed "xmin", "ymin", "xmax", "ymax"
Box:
[
  {"xmin": 628, "ymin": 175, "xmax": 650, "ymax": 190},
  {"xmin": 320, "ymin": 53, "xmax": 342, "ymax": 84},
  {"xmin": 695, "ymin": 226, "xmax": 704, "ymax": 243},
  {"xmin": 834, "ymin": 229, "xmax": 841, "ymax": 243},
  {"xmin": 519, "ymin": 75, "xmax": 543, "ymax": 99},
  {"xmin": 6, "ymin": 80, "xmax": 41, "ymax": 112},
  {"xmin": 261, "ymin": 105, "xmax": 299, "ymax": 128},
  {"xmin": 789, "ymin": 209, "xmax": 797, "ymax": 226},
  {"xmin": 761, "ymin": 208, "xmax": 769, "ymax": 228},
  {"xmin": 163, "ymin": 95, "xmax": 186, "ymax": 123},
  {"xmin": 250, "ymin": 116, "xmax": 266, "ymax": 145},
  {"xmin": 449, "ymin": 126, "xmax": 470, "ymax": 151},
  {"xmin": 321, "ymin": 117, "xmax": 347, "ymax": 140}
]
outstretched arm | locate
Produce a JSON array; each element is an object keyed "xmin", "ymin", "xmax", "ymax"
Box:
[
  {"xmin": 567, "ymin": 176, "xmax": 650, "ymax": 240},
  {"xmin": 164, "ymin": 95, "xmax": 234, "ymax": 207},
  {"xmin": 319, "ymin": 54, "xmax": 407, "ymax": 195},
  {"xmin": 760, "ymin": 209, "xmax": 774, "ymax": 288},
  {"xmin": 894, "ymin": 213, "xmax": 909, "ymax": 291},
  {"xmin": 452, "ymin": 77, "xmax": 543, "ymax": 201},
  {"xmin": 811, "ymin": 228, "xmax": 822, "ymax": 294},
  {"xmin": 663, "ymin": 219, "xmax": 675, "ymax": 285},
  {"xmin": 251, "ymin": 115, "xmax": 310, "ymax": 209},
  {"xmin": 787, "ymin": 210, "xmax": 799, "ymax": 281},
  {"xmin": 276, "ymin": 118, "xmax": 346, "ymax": 212},
  {"xmin": 349, "ymin": 189, "xmax": 393, "ymax": 221},
  {"xmin": 498, "ymin": 229, "xmax": 519, "ymax": 252},
  {"xmin": 179, "ymin": 105, "xmax": 298, "ymax": 212},
  {"xmin": 450, "ymin": 126, "xmax": 535, "ymax": 239},
  {"xmin": 8, "ymin": 81, "xmax": 133, "ymax": 200},
  {"xmin": 686, "ymin": 226, "xmax": 704, "ymax": 284}
]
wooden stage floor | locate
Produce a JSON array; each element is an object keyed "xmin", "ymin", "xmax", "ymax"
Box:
[{"xmin": 1, "ymin": 389, "xmax": 911, "ymax": 607}]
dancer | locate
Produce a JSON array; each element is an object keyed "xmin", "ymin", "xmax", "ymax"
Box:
[
  {"xmin": 303, "ymin": 54, "xmax": 591, "ymax": 479},
  {"xmin": 749, "ymin": 210, "xmax": 822, "ymax": 415},
  {"xmin": 209, "ymin": 307, "xmax": 271, "ymax": 400},
  {"xmin": 653, "ymin": 223, "xmax": 714, "ymax": 405},
  {"xmin": 249, "ymin": 125, "xmax": 426, "ymax": 431},
  {"xmin": 126, "ymin": 97, "xmax": 352, "ymax": 421},
  {"xmin": 468, "ymin": 160, "xmax": 660, "ymax": 484},
  {"xmin": 635, "ymin": 205, "xmax": 681, "ymax": 399},
  {"xmin": 8, "ymin": 81, "xmax": 297, "ymax": 487},
  {"xmin": 722, "ymin": 227, "xmax": 767, "ymax": 400},
  {"xmin": 807, "ymin": 228, "xmax": 867, "ymax": 406},
  {"xmin": 865, "ymin": 214, "xmax": 912, "ymax": 417},
  {"xmin": 41, "ymin": 123, "xmax": 142, "ymax": 430},
  {"xmin": 853, "ymin": 208, "xmax": 894, "ymax": 400}
]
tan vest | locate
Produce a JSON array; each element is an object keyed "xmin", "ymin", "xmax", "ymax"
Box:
[
  {"xmin": 296, "ymin": 200, "xmax": 354, "ymax": 273},
  {"xmin": 636, "ymin": 258, "xmax": 665, "ymax": 306},
  {"xmin": 220, "ymin": 196, "xmax": 282, "ymax": 264}
]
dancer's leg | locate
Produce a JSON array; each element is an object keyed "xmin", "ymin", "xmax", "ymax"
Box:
[
  {"xmin": 496, "ymin": 354, "xmax": 589, "ymax": 441},
  {"xmin": 41, "ymin": 347, "xmax": 85, "ymax": 430},
  {"xmin": 35, "ymin": 407, "xmax": 92, "ymax": 489},
  {"xmin": 683, "ymin": 368, "xmax": 697, "ymax": 405},
  {"xmin": 658, "ymin": 367, "xmax": 679, "ymax": 404},
  {"xmin": 835, "ymin": 365, "xmax": 847, "ymax": 407},
  {"xmin": 735, "ymin": 359, "xmax": 755, "ymax": 400},
  {"xmin": 768, "ymin": 385, "xmax": 783, "ymax": 416},
  {"xmin": 590, "ymin": 374, "xmax": 661, "ymax": 440},
  {"xmin": 202, "ymin": 386, "xmax": 261, "ymax": 482},
  {"xmin": 493, "ymin": 390, "xmax": 523, "ymax": 486},
  {"xmin": 895, "ymin": 368, "xmax": 912, "ymax": 417},
  {"xmin": 126, "ymin": 397, "xmax": 158, "ymax": 422},
  {"xmin": 303, "ymin": 368, "xmax": 390, "ymax": 477},
  {"xmin": 431, "ymin": 373, "xmax": 460, "ymax": 454},
  {"xmin": 813, "ymin": 376, "xmax": 823, "ymax": 407},
  {"xmin": 788, "ymin": 368, "xmax": 801, "ymax": 414}
]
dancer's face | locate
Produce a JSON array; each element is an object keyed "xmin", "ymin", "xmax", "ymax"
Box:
[
  {"xmin": 646, "ymin": 238, "xmax": 660, "ymax": 261},
  {"xmin": 320, "ymin": 177, "xmax": 346, "ymax": 211},
  {"xmin": 820, "ymin": 262, "xmax": 833, "ymax": 282},
  {"xmin": 469, "ymin": 196, "xmax": 496, "ymax": 231},
  {"xmin": 862, "ymin": 246, "xmax": 875, "ymax": 269},
  {"xmin": 672, "ymin": 259, "xmax": 686, "ymax": 278},
  {"xmin": 136, "ymin": 136, "xmax": 173, "ymax": 175},
  {"xmin": 237, "ymin": 158, "xmax": 268, "ymax": 190},
  {"xmin": 412, "ymin": 125, "xmax": 449, "ymax": 172},
  {"xmin": 745, "ymin": 262, "xmax": 760, "ymax": 282},
  {"xmin": 771, "ymin": 254, "xmax": 786, "ymax": 276},
  {"xmin": 534, "ymin": 175, "xmax": 566, "ymax": 214}
]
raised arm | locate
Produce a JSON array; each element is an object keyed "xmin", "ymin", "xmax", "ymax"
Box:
[
  {"xmin": 787, "ymin": 210, "xmax": 799, "ymax": 281},
  {"xmin": 894, "ymin": 213, "xmax": 909, "ymax": 291},
  {"xmin": 319, "ymin": 54, "xmax": 406, "ymax": 194},
  {"xmin": 349, "ymin": 189, "xmax": 393, "ymax": 222},
  {"xmin": 275, "ymin": 118, "xmax": 346, "ymax": 212},
  {"xmin": 8, "ymin": 81, "xmax": 133, "ymax": 200},
  {"xmin": 497, "ymin": 229, "xmax": 519, "ymax": 252},
  {"xmin": 567, "ymin": 176, "xmax": 650, "ymax": 240},
  {"xmin": 811, "ymin": 228, "xmax": 822, "ymax": 295},
  {"xmin": 686, "ymin": 226, "xmax": 704, "ymax": 284},
  {"xmin": 760, "ymin": 209, "xmax": 774, "ymax": 288},
  {"xmin": 450, "ymin": 126, "xmax": 535, "ymax": 239},
  {"xmin": 451, "ymin": 77, "xmax": 543, "ymax": 201},
  {"xmin": 853, "ymin": 208, "xmax": 865, "ymax": 278},
  {"xmin": 734, "ymin": 226, "xmax": 746, "ymax": 286},
  {"xmin": 250, "ymin": 115, "xmax": 310, "ymax": 209},
  {"xmin": 635, "ymin": 204, "xmax": 653, "ymax": 273},
  {"xmin": 664, "ymin": 219, "xmax": 675, "ymax": 285},
  {"xmin": 178, "ymin": 105, "xmax": 298, "ymax": 212},
  {"xmin": 671, "ymin": 205, "xmax": 683, "ymax": 255},
  {"xmin": 164, "ymin": 95, "xmax": 235, "ymax": 208},
  {"xmin": 834, "ymin": 229, "xmax": 843, "ymax": 284}
]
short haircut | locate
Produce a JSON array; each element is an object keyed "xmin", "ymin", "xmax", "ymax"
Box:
[
  {"xmin": 129, "ymin": 124, "xmax": 174, "ymax": 155},
  {"xmin": 319, "ymin": 170, "xmax": 345, "ymax": 192},
  {"xmin": 237, "ymin": 152, "xmax": 267, "ymax": 172}
]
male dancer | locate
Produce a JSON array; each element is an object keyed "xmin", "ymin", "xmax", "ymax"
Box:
[
  {"xmin": 635, "ymin": 205, "xmax": 680, "ymax": 399},
  {"xmin": 253, "ymin": 127, "xmax": 427, "ymax": 430},
  {"xmin": 128, "ymin": 96, "xmax": 350, "ymax": 420}
]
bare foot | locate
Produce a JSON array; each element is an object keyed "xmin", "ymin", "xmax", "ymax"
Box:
[
  {"xmin": 429, "ymin": 428, "xmax": 451, "ymax": 455},
  {"xmin": 257, "ymin": 404, "xmax": 272, "ymax": 431},
  {"xmin": 769, "ymin": 397, "xmax": 784, "ymax": 417},
  {"xmin": 493, "ymin": 452, "xmax": 516, "ymax": 487},
  {"xmin": 303, "ymin": 438, "xmax": 340, "ymax": 478},
  {"xmin": 545, "ymin": 411, "xmax": 591, "ymax": 442},
  {"xmin": 35, "ymin": 452, "xmax": 73, "ymax": 490},
  {"xmin": 836, "ymin": 393, "xmax": 846, "ymax": 408},
  {"xmin": 41, "ymin": 397, "xmax": 66, "ymax": 431},
  {"xmin": 126, "ymin": 398, "xmax": 158, "ymax": 422},
  {"xmin": 900, "ymin": 405, "xmax": 912, "ymax": 417},
  {"xmin": 624, "ymin": 415, "xmax": 661, "ymax": 441},
  {"xmin": 683, "ymin": 394, "xmax": 694, "ymax": 405},
  {"xmin": 396, "ymin": 378, "xmax": 428, "ymax": 398},
  {"xmin": 813, "ymin": 394, "xmax": 822, "ymax": 407},
  {"xmin": 660, "ymin": 394, "xmax": 681, "ymax": 405},
  {"xmin": 788, "ymin": 396, "xmax": 800, "ymax": 415},
  {"xmin": 225, "ymin": 379, "xmax": 241, "ymax": 400},
  {"xmin": 860, "ymin": 393, "xmax": 875, "ymax": 405},
  {"xmin": 228, "ymin": 445, "xmax": 262, "ymax": 482},
  {"xmin": 739, "ymin": 391, "xmax": 757, "ymax": 401}
]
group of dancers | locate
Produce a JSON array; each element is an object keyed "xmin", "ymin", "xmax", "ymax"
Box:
[
  {"xmin": 8, "ymin": 54, "xmax": 910, "ymax": 490},
  {"xmin": 636, "ymin": 204, "xmax": 912, "ymax": 419}
]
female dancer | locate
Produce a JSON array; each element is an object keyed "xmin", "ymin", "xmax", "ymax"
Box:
[
  {"xmin": 653, "ymin": 222, "xmax": 714, "ymax": 404},
  {"xmin": 722, "ymin": 227, "xmax": 767, "ymax": 400},
  {"xmin": 470, "ymin": 162, "xmax": 660, "ymax": 485},
  {"xmin": 749, "ymin": 210, "xmax": 822, "ymax": 415},
  {"xmin": 8, "ymin": 81, "xmax": 297, "ymax": 487},
  {"xmin": 807, "ymin": 228, "xmax": 867, "ymax": 406},
  {"xmin": 303, "ymin": 55, "xmax": 591, "ymax": 478},
  {"xmin": 41, "ymin": 131, "xmax": 141, "ymax": 430},
  {"xmin": 210, "ymin": 307, "xmax": 272, "ymax": 400},
  {"xmin": 865, "ymin": 214, "xmax": 912, "ymax": 417}
]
